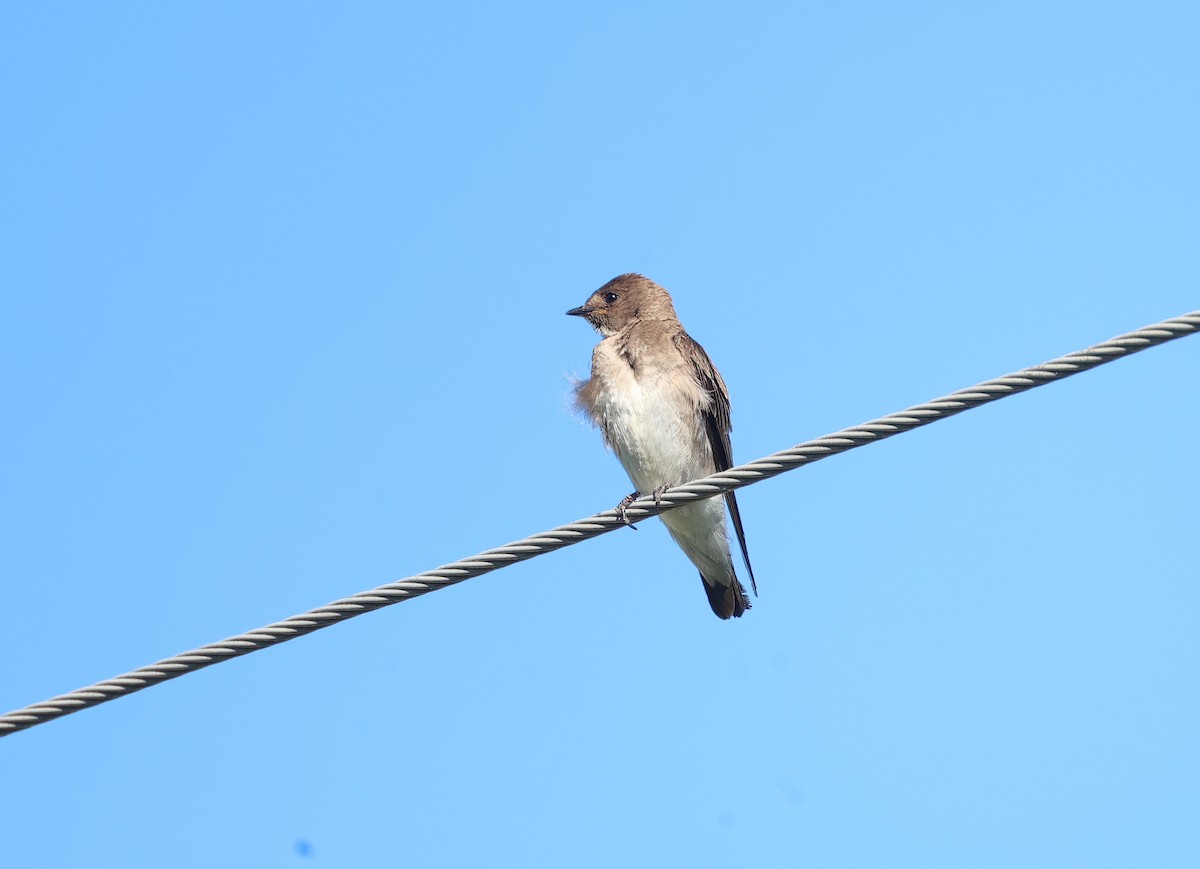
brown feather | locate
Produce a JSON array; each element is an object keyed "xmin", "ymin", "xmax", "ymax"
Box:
[{"xmin": 676, "ymin": 331, "xmax": 758, "ymax": 596}]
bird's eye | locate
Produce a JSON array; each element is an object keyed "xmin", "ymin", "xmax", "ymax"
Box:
[{"xmin": 603, "ymin": 292, "xmax": 619, "ymax": 304}]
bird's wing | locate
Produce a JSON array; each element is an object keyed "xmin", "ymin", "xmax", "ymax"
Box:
[{"xmin": 675, "ymin": 331, "xmax": 757, "ymax": 595}]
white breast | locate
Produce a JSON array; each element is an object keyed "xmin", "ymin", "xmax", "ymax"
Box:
[{"xmin": 589, "ymin": 341, "xmax": 712, "ymax": 494}]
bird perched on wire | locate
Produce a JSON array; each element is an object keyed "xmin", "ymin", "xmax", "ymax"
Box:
[{"xmin": 568, "ymin": 273, "xmax": 757, "ymax": 619}]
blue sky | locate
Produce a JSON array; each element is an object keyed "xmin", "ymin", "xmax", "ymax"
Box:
[{"xmin": 2, "ymin": 2, "xmax": 1198, "ymax": 866}]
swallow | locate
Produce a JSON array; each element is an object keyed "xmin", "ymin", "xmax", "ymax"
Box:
[{"xmin": 568, "ymin": 273, "xmax": 756, "ymax": 618}]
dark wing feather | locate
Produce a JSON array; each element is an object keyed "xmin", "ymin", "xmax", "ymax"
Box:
[{"xmin": 675, "ymin": 331, "xmax": 757, "ymax": 596}]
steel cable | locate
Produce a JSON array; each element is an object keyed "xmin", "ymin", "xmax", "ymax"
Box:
[{"xmin": 2, "ymin": 310, "xmax": 1196, "ymax": 737}]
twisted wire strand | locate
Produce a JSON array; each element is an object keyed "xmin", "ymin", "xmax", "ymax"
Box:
[{"xmin": 2, "ymin": 311, "xmax": 1197, "ymax": 738}]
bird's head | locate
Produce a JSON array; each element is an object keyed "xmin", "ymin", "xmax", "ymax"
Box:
[{"xmin": 566, "ymin": 273, "xmax": 677, "ymax": 337}]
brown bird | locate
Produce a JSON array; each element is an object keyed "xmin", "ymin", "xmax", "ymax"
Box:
[{"xmin": 567, "ymin": 274, "xmax": 757, "ymax": 618}]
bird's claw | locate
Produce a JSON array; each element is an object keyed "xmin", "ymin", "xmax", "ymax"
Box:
[
  {"xmin": 616, "ymin": 492, "xmax": 640, "ymax": 530},
  {"xmin": 615, "ymin": 485, "xmax": 672, "ymax": 529}
]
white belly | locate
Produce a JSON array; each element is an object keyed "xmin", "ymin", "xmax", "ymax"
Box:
[{"xmin": 586, "ymin": 342, "xmax": 734, "ymax": 582}]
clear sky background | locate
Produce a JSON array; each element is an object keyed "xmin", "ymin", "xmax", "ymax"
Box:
[{"xmin": 2, "ymin": 3, "xmax": 1197, "ymax": 867}]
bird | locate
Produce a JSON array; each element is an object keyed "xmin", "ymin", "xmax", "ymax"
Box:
[{"xmin": 567, "ymin": 273, "xmax": 757, "ymax": 619}]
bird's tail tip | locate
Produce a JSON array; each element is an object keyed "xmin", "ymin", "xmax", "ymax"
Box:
[{"xmin": 701, "ymin": 573, "xmax": 752, "ymax": 619}]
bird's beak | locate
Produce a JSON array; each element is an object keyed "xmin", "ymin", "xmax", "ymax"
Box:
[{"xmin": 566, "ymin": 305, "xmax": 591, "ymax": 317}]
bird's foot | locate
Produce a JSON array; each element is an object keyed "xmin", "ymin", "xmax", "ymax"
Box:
[
  {"xmin": 616, "ymin": 492, "xmax": 641, "ymax": 530},
  {"xmin": 651, "ymin": 484, "xmax": 671, "ymax": 507}
]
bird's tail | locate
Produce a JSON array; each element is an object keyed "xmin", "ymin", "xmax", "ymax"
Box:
[{"xmin": 700, "ymin": 573, "xmax": 751, "ymax": 619}]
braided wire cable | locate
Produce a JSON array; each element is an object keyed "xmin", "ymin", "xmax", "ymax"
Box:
[{"xmin": 2, "ymin": 311, "xmax": 1197, "ymax": 738}]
